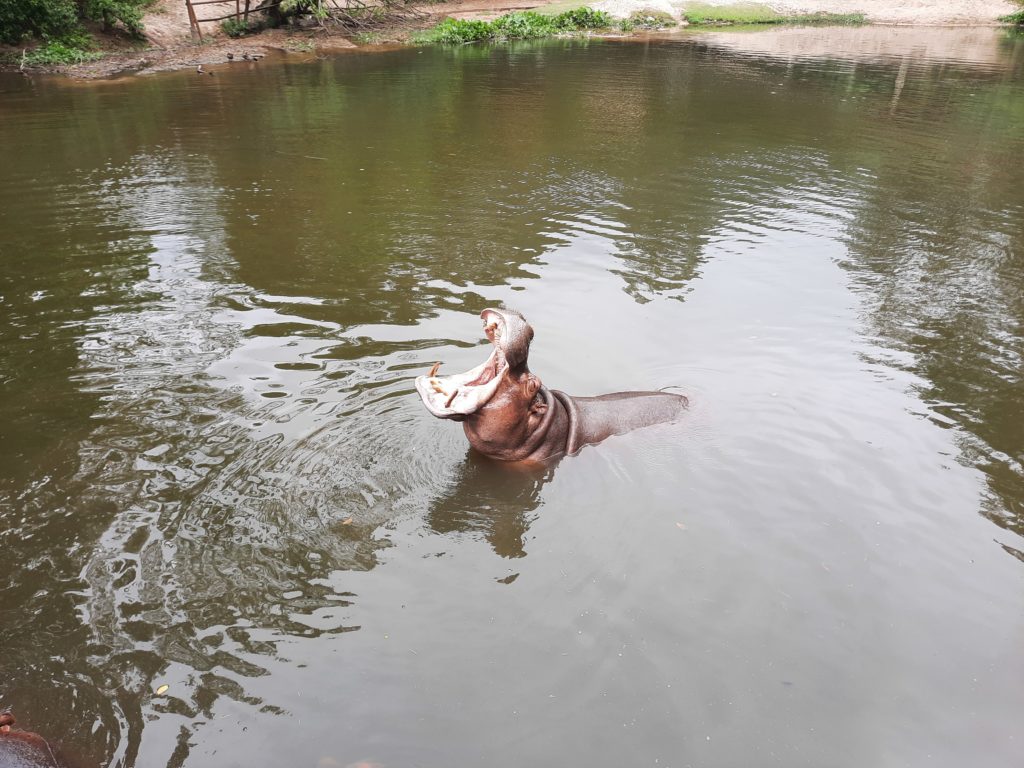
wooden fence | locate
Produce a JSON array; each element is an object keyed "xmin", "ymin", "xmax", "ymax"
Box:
[{"xmin": 184, "ymin": 0, "xmax": 282, "ymax": 41}]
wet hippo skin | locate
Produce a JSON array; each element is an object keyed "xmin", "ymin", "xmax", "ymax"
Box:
[
  {"xmin": 0, "ymin": 713, "xmax": 64, "ymax": 768},
  {"xmin": 415, "ymin": 308, "xmax": 687, "ymax": 462}
]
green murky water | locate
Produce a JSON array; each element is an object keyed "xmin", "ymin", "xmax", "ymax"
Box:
[{"xmin": 1, "ymin": 26, "xmax": 1022, "ymax": 768}]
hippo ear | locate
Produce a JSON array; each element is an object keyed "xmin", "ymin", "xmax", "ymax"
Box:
[{"xmin": 522, "ymin": 374, "xmax": 545, "ymax": 413}]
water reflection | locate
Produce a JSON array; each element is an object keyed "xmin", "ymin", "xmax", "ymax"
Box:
[{"xmin": 428, "ymin": 452, "xmax": 552, "ymax": 560}]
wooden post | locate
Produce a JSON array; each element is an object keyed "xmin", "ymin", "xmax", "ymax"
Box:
[{"xmin": 184, "ymin": 0, "xmax": 202, "ymax": 41}]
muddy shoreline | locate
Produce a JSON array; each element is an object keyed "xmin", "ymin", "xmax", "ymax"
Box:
[{"xmin": 1, "ymin": 0, "xmax": 1019, "ymax": 80}]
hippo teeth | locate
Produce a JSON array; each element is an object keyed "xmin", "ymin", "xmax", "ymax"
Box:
[
  {"xmin": 414, "ymin": 346, "xmax": 508, "ymax": 419},
  {"xmin": 482, "ymin": 312, "xmax": 505, "ymax": 344}
]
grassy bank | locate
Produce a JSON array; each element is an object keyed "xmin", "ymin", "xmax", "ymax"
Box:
[
  {"xmin": 0, "ymin": 28, "xmax": 104, "ymax": 67},
  {"xmin": 415, "ymin": 3, "xmax": 868, "ymax": 46},
  {"xmin": 681, "ymin": 3, "xmax": 865, "ymax": 26},
  {"xmin": 998, "ymin": 6, "xmax": 1024, "ymax": 24},
  {"xmin": 414, "ymin": 8, "xmax": 612, "ymax": 44}
]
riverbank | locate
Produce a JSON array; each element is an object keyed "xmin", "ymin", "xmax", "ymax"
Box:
[
  {"xmin": 595, "ymin": 1, "xmax": 1019, "ymax": 26},
  {"xmin": 1, "ymin": 0, "xmax": 1019, "ymax": 79}
]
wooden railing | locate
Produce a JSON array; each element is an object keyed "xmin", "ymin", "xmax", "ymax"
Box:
[{"xmin": 184, "ymin": 0, "xmax": 282, "ymax": 41}]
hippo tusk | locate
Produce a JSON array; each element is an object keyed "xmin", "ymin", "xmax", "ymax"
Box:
[
  {"xmin": 431, "ymin": 380, "xmax": 445, "ymax": 395},
  {"xmin": 445, "ymin": 388, "xmax": 460, "ymax": 408},
  {"xmin": 428, "ymin": 361, "xmax": 441, "ymax": 377}
]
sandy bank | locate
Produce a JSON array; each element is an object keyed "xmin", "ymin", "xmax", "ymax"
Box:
[{"xmin": 593, "ymin": 0, "xmax": 1018, "ymax": 25}]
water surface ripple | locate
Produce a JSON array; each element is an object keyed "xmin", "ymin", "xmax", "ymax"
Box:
[{"xmin": 0, "ymin": 28, "xmax": 1022, "ymax": 768}]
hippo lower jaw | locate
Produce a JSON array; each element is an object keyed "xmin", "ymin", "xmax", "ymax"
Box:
[
  {"xmin": 415, "ymin": 308, "xmax": 532, "ymax": 419},
  {"xmin": 415, "ymin": 345, "xmax": 508, "ymax": 421}
]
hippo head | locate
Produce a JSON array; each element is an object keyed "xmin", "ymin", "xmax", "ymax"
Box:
[{"xmin": 415, "ymin": 308, "xmax": 538, "ymax": 422}]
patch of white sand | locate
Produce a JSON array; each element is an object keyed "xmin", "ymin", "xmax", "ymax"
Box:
[{"xmin": 592, "ymin": 0, "xmax": 1018, "ymax": 25}]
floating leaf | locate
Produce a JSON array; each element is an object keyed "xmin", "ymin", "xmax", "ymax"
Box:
[
  {"xmin": 675, "ymin": 522, "xmax": 687, "ymax": 530},
  {"xmin": 341, "ymin": 517, "xmax": 353, "ymax": 525},
  {"xmin": 155, "ymin": 684, "xmax": 169, "ymax": 695}
]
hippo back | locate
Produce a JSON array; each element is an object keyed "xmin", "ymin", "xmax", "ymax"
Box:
[{"xmin": 555, "ymin": 390, "xmax": 688, "ymax": 454}]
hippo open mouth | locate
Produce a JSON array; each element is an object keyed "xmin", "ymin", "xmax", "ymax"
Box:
[{"xmin": 415, "ymin": 309, "xmax": 525, "ymax": 419}]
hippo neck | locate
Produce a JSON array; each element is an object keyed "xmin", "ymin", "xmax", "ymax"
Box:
[
  {"xmin": 550, "ymin": 389, "xmax": 582, "ymax": 455},
  {"xmin": 519, "ymin": 387, "xmax": 582, "ymax": 461},
  {"xmin": 512, "ymin": 385, "xmax": 559, "ymax": 460},
  {"xmin": 464, "ymin": 385, "xmax": 578, "ymax": 462}
]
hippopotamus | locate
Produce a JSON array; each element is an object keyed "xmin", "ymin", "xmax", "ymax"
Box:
[
  {"xmin": 0, "ymin": 712, "xmax": 64, "ymax": 768},
  {"xmin": 415, "ymin": 308, "xmax": 687, "ymax": 462}
]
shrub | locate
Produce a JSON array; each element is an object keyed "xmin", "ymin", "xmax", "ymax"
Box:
[
  {"xmin": 425, "ymin": 17, "xmax": 493, "ymax": 43},
  {"xmin": 0, "ymin": 0, "xmax": 78, "ymax": 43},
  {"xmin": 418, "ymin": 7, "xmax": 612, "ymax": 45},
  {"xmin": 0, "ymin": 0, "xmax": 147, "ymax": 43},
  {"xmin": 492, "ymin": 11, "xmax": 555, "ymax": 39},
  {"xmin": 221, "ymin": 17, "xmax": 254, "ymax": 37},
  {"xmin": 551, "ymin": 7, "xmax": 611, "ymax": 30},
  {"xmin": 81, "ymin": 0, "xmax": 145, "ymax": 35}
]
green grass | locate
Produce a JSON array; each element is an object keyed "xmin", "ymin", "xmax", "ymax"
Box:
[
  {"xmin": 19, "ymin": 35, "xmax": 103, "ymax": 66},
  {"xmin": 998, "ymin": 10, "xmax": 1024, "ymax": 24},
  {"xmin": 625, "ymin": 9, "xmax": 676, "ymax": 29},
  {"xmin": 682, "ymin": 2, "xmax": 783, "ymax": 24},
  {"xmin": 789, "ymin": 12, "xmax": 866, "ymax": 25},
  {"xmin": 416, "ymin": 7, "xmax": 611, "ymax": 45},
  {"xmin": 682, "ymin": 2, "xmax": 865, "ymax": 26}
]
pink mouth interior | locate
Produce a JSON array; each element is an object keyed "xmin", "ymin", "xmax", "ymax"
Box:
[
  {"xmin": 414, "ymin": 313, "xmax": 511, "ymax": 418},
  {"xmin": 464, "ymin": 349, "xmax": 502, "ymax": 387}
]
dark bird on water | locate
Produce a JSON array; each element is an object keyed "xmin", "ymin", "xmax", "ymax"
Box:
[{"xmin": 227, "ymin": 52, "xmax": 234, "ymax": 60}]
